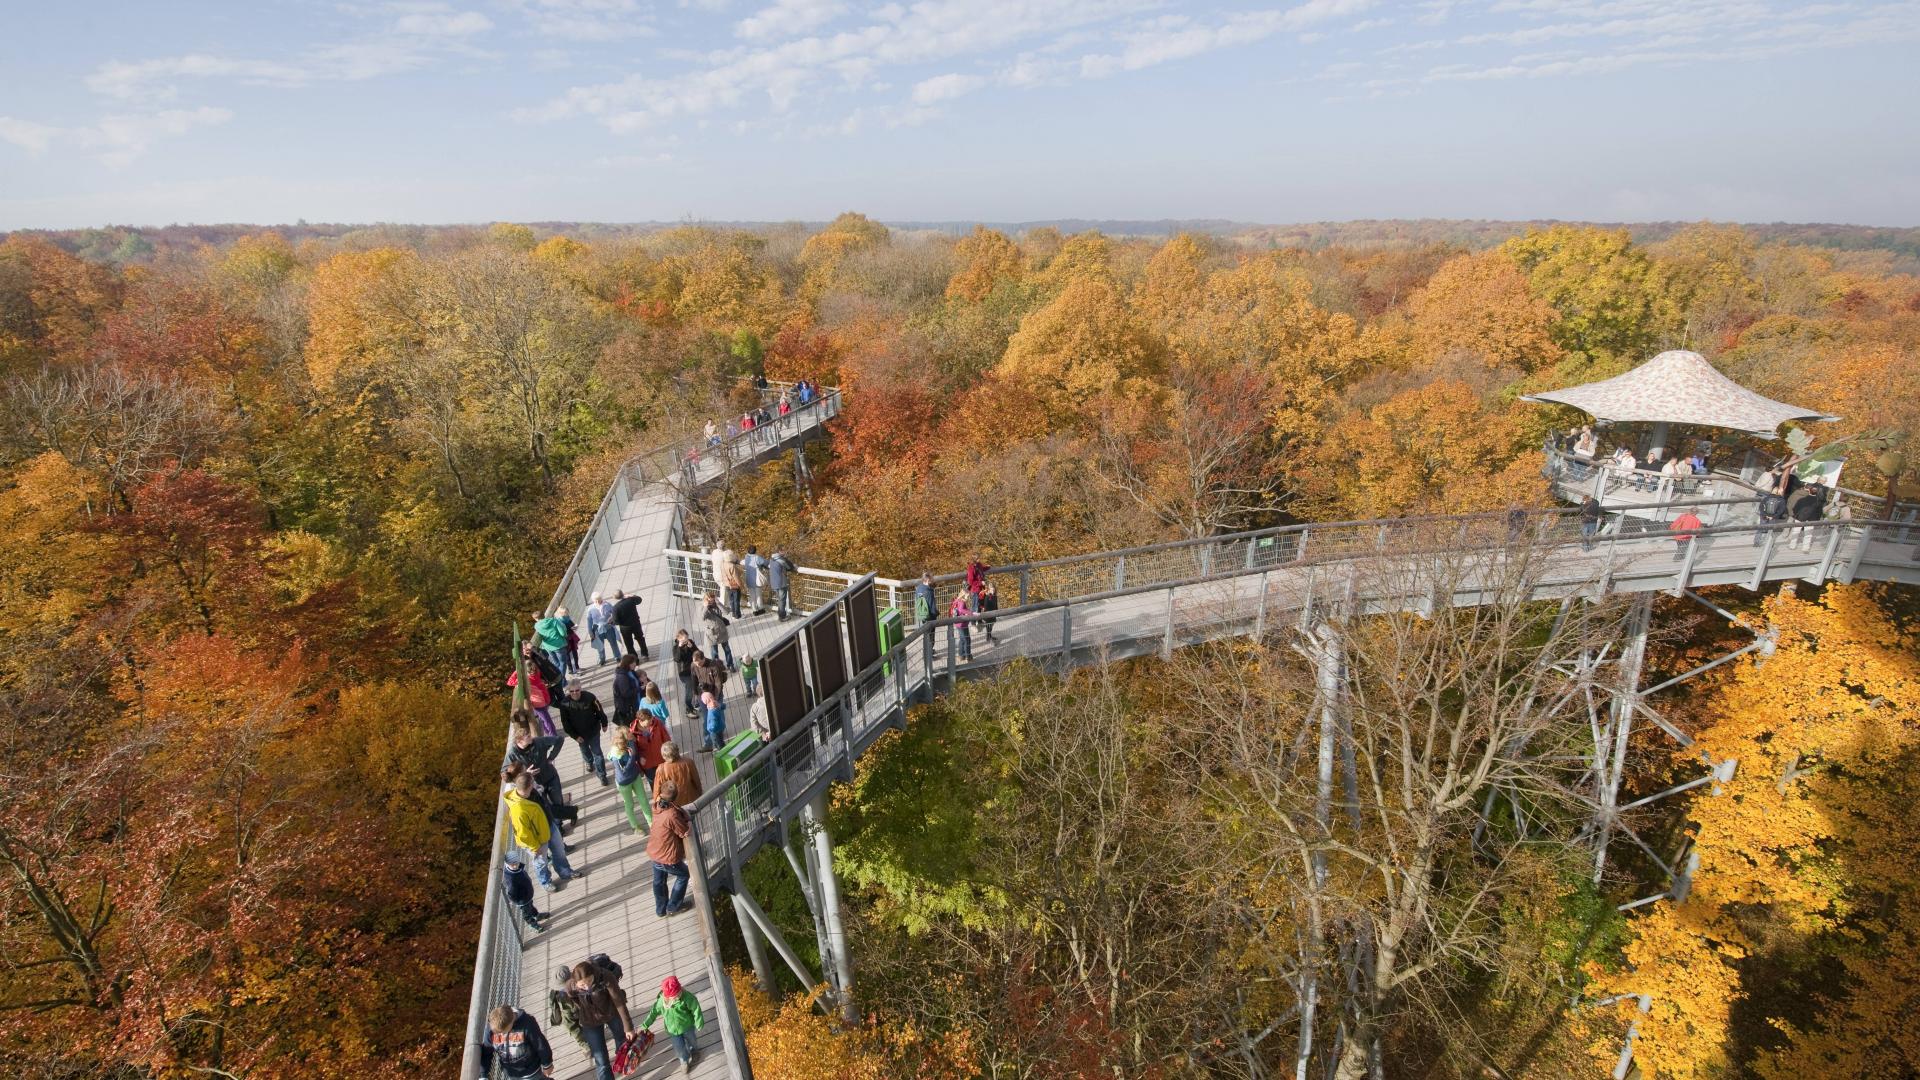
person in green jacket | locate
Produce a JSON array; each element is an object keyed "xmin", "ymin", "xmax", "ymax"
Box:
[
  {"xmin": 532, "ymin": 611, "xmax": 570, "ymax": 683},
  {"xmin": 642, "ymin": 975, "xmax": 704, "ymax": 1071}
]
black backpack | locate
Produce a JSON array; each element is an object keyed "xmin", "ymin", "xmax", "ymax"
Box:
[{"xmin": 587, "ymin": 952, "xmax": 622, "ymax": 984}]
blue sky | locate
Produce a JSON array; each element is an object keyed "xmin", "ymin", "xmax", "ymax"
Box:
[{"xmin": 2, "ymin": 0, "xmax": 1917, "ymax": 228}]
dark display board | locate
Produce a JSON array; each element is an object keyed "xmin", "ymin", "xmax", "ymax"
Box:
[
  {"xmin": 805, "ymin": 610, "xmax": 847, "ymax": 701},
  {"xmin": 762, "ymin": 635, "xmax": 808, "ymax": 740},
  {"xmin": 846, "ymin": 580, "xmax": 879, "ymax": 673}
]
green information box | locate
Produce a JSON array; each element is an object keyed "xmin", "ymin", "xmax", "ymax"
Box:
[
  {"xmin": 878, "ymin": 606, "xmax": 903, "ymax": 676},
  {"xmin": 716, "ymin": 728, "xmax": 769, "ymax": 821}
]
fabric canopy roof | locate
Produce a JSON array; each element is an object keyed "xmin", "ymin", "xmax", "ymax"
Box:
[{"xmin": 1521, "ymin": 349, "xmax": 1836, "ymax": 436}]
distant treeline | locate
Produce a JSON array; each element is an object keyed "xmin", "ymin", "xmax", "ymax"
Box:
[{"xmin": 9, "ymin": 218, "xmax": 1919, "ymax": 271}]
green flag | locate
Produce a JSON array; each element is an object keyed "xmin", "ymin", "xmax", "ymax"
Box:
[{"xmin": 511, "ymin": 621, "xmax": 529, "ymax": 712}]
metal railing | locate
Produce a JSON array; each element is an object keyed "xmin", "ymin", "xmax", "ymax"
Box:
[
  {"xmin": 1543, "ymin": 444, "xmax": 1920, "ymax": 535},
  {"xmin": 460, "ymin": 380, "xmax": 839, "ymax": 1080},
  {"xmin": 674, "ymin": 509, "xmax": 1920, "ymax": 899}
]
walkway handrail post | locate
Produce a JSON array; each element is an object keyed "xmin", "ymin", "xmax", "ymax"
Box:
[{"xmin": 684, "ymin": 824, "xmax": 754, "ymax": 1080}]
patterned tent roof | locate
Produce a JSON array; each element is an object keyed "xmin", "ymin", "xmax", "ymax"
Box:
[{"xmin": 1521, "ymin": 349, "xmax": 1836, "ymax": 436}]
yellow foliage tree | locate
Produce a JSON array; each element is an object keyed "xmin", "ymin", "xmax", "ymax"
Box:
[
  {"xmin": 1135, "ymin": 233, "xmax": 1209, "ymax": 330},
  {"xmin": 944, "ymin": 226, "xmax": 1023, "ymax": 303},
  {"xmin": 1590, "ymin": 585, "xmax": 1920, "ymax": 1079},
  {"xmin": 1314, "ymin": 379, "xmax": 1540, "ymax": 517},
  {"xmin": 993, "ymin": 276, "xmax": 1160, "ymax": 427},
  {"xmin": 1404, "ymin": 251, "xmax": 1563, "ymax": 372},
  {"xmin": 303, "ymin": 248, "xmax": 423, "ymax": 392},
  {"xmin": 733, "ymin": 969, "xmax": 978, "ymax": 1080}
]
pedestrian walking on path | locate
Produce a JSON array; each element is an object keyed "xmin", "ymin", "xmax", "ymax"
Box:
[
  {"xmin": 610, "ymin": 729, "xmax": 648, "ymax": 834},
  {"xmin": 1580, "ymin": 496, "xmax": 1602, "ymax": 550},
  {"xmin": 611, "ymin": 654, "xmax": 642, "ymax": 726},
  {"xmin": 673, "ymin": 631, "xmax": 699, "ymax": 717},
  {"xmin": 653, "ymin": 742, "xmax": 702, "ymax": 808},
  {"xmin": 612, "ymin": 590, "xmax": 650, "ymax": 660},
  {"xmin": 647, "ymin": 791, "xmax": 693, "ymax": 918},
  {"xmin": 566, "ymin": 957, "xmax": 637, "ymax": 1080},
  {"xmin": 642, "ymin": 976, "xmax": 706, "ymax": 1073},
  {"xmin": 475, "ymin": 1005, "xmax": 553, "ymax": 1079}
]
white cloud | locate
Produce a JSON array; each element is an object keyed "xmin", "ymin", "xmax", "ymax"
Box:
[
  {"xmin": 736, "ymin": 0, "xmax": 849, "ymax": 40},
  {"xmin": 0, "ymin": 117, "xmax": 61, "ymax": 155},
  {"xmin": 84, "ymin": 6, "xmax": 494, "ymax": 100},
  {"xmin": 1078, "ymin": 0, "xmax": 1378, "ymax": 78},
  {"xmin": 7, "ymin": 106, "xmax": 236, "ymax": 169},
  {"xmin": 520, "ymin": 0, "xmax": 1159, "ymax": 130},
  {"xmin": 911, "ymin": 72, "xmax": 986, "ymax": 103},
  {"xmin": 505, "ymin": 0, "xmax": 654, "ymax": 40},
  {"xmin": 393, "ymin": 9, "xmax": 493, "ymax": 35}
]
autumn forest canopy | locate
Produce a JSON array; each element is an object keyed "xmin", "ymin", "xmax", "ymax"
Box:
[{"xmin": 1, "ymin": 214, "xmax": 1918, "ymax": 1078}]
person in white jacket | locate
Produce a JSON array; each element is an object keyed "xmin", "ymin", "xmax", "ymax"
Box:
[{"xmin": 708, "ymin": 543, "xmax": 732, "ymax": 598}]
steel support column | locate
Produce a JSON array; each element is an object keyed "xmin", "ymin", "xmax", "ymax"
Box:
[{"xmin": 803, "ymin": 794, "xmax": 856, "ymax": 1022}]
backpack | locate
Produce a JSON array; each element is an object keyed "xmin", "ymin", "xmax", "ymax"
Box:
[
  {"xmin": 1759, "ymin": 493, "xmax": 1787, "ymax": 519},
  {"xmin": 588, "ymin": 952, "xmax": 623, "ymax": 985},
  {"xmin": 548, "ymin": 988, "xmax": 587, "ymax": 1050}
]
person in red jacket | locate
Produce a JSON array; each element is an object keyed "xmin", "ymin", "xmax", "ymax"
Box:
[{"xmin": 1670, "ymin": 509, "xmax": 1704, "ymax": 557}]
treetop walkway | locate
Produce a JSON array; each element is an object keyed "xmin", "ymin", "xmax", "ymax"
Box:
[{"xmin": 465, "ymin": 383, "xmax": 1920, "ymax": 1080}]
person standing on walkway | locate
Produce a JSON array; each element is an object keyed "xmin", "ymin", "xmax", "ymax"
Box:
[
  {"xmin": 694, "ymin": 649, "xmax": 728, "ymax": 709},
  {"xmin": 558, "ymin": 608, "xmax": 583, "ymax": 675},
  {"xmin": 965, "ymin": 554, "xmax": 989, "ymax": 599},
  {"xmin": 702, "ymin": 593, "xmax": 736, "ymax": 670},
  {"xmin": 610, "ymin": 654, "xmax": 642, "ymax": 726},
  {"xmin": 1580, "ymin": 495, "xmax": 1603, "ymax": 550},
  {"xmin": 949, "ymin": 591, "xmax": 975, "ymax": 662},
  {"xmin": 501, "ymin": 850, "xmax": 547, "ymax": 931},
  {"xmin": 630, "ymin": 705, "xmax": 673, "ymax": 815},
  {"xmin": 642, "ymin": 976, "xmax": 706, "ymax": 1072},
  {"xmin": 1788, "ymin": 479, "xmax": 1828, "ymax": 550},
  {"xmin": 508, "ymin": 715, "xmax": 579, "ymax": 839},
  {"xmin": 476, "ymin": 1005, "xmax": 554, "ymax": 1080},
  {"xmin": 709, "ymin": 542, "xmax": 733, "ymax": 597},
  {"xmin": 504, "ymin": 771, "xmax": 573, "ymax": 891},
  {"xmin": 769, "ymin": 549, "xmax": 796, "ymax": 620},
  {"xmin": 977, "ymin": 581, "xmax": 999, "ymax": 643},
  {"xmin": 647, "ymin": 788, "xmax": 693, "ymax": 918},
  {"xmin": 653, "ymin": 742, "xmax": 702, "ymax": 808},
  {"xmin": 741, "ymin": 652, "xmax": 759, "ymax": 697},
  {"xmin": 721, "ymin": 549, "xmax": 747, "ymax": 619},
  {"xmin": 610, "ymin": 728, "xmax": 648, "ymax": 834},
  {"xmin": 557, "ymin": 681, "xmax": 611, "ymax": 786},
  {"xmin": 510, "ymin": 642, "xmax": 558, "ymax": 736},
  {"xmin": 742, "ymin": 546, "xmax": 768, "ymax": 615},
  {"xmin": 913, "ymin": 571, "xmax": 937, "ymax": 628},
  {"xmin": 586, "ymin": 593, "xmax": 619, "ymax": 667},
  {"xmin": 673, "ymin": 631, "xmax": 700, "ymax": 718},
  {"xmin": 699, "ymin": 691, "xmax": 728, "ymax": 753},
  {"xmin": 611, "ymin": 589, "xmax": 649, "ymax": 660},
  {"xmin": 567, "ymin": 959, "xmax": 636, "ymax": 1080},
  {"xmin": 533, "ymin": 611, "xmax": 571, "ymax": 679},
  {"xmin": 1671, "ymin": 508, "xmax": 1704, "ymax": 558}
]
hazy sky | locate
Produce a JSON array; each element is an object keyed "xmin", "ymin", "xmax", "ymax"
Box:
[{"xmin": 3, "ymin": 0, "xmax": 1918, "ymax": 228}]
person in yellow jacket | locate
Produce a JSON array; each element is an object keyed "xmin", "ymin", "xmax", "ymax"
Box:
[{"xmin": 504, "ymin": 772, "xmax": 575, "ymax": 889}]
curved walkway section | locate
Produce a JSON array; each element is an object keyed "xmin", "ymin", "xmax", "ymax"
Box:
[{"xmin": 463, "ymin": 387, "xmax": 839, "ymax": 1080}]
